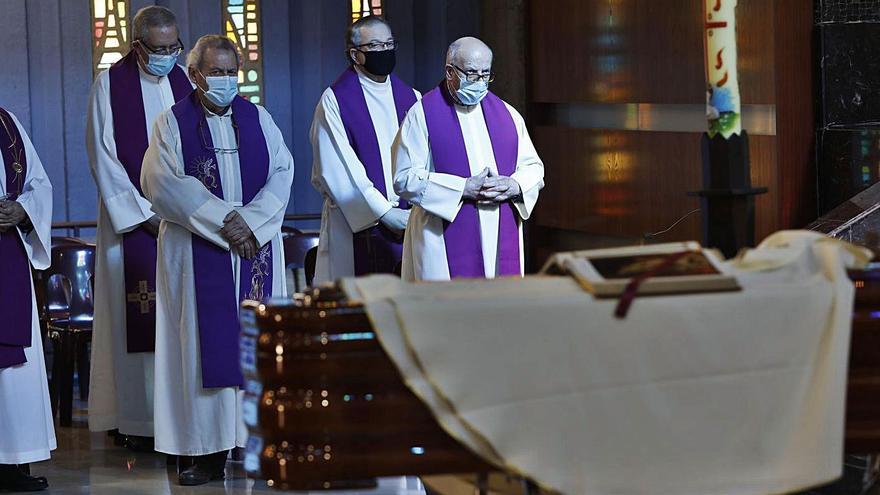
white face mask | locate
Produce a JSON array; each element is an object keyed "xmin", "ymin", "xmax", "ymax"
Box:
[{"xmin": 198, "ymin": 71, "xmax": 238, "ymax": 107}]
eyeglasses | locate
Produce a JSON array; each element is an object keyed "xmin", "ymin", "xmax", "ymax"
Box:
[
  {"xmin": 450, "ymin": 64, "xmax": 495, "ymax": 83},
  {"xmin": 138, "ymin": 38, "xmax": 184, "ymax": 57},
  {"xmin": 198, "ymin": 118, "xmax": 239, "ymax": 155},
  {"xmin": 353, "ymin": 39, "xmax": 398, "ymax": 52},
  {"xmin": 201, "ymin": 69, "xmax": 239, "ymax": 78}
]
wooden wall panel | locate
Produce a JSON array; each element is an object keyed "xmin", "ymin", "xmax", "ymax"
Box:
[
  {"xmin": 530, "ymin": 0, "xmax": 775, "ymax": 105},
  {"xmin": 531, "ymin": 127, "xmax": 778, "ymax": 243}
]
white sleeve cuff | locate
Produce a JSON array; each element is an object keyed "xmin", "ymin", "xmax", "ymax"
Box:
[
  {"xmin": 237, "ymin": 193, "xmax": 284, "ymax": 248},
  {"xmin": 420, "ymin": 174, "xmax": 467, "ymax": 222},
  {"xmin": 190, "ymin": 197, "xmax": 233, "ymax": 249},
  {"xmin": 105, "ymin": 189, "xmax": 155, "ymax": 234}
]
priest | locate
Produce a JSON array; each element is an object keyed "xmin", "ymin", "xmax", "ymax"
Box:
[
  {"xmin": 86, "ymin": 5, "xmax": 191, "ymax": 452},
  {"xmin": 392, "ymin": 37, "xmax": 544, "ymax": 281},
  {"xmin": 141, "ymin": 35, "xmax": 293, "ymax": 486},
  {"xmin": 310, "ymin": 16, "xmax": 419, "ymax": 283},
  {"xmin": 0, "ymin": 108, "xmax": 55, "ymax": 492}
]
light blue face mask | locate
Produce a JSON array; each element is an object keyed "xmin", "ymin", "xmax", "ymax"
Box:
[
  {"xmin": 455, "ymin": 75, "xmax": 489, "ymax": 106},
  {"xmin": 145, "ymin": 53, "xmax": 177, "ymax": 77},
  {"xmin": 199, "ymin": 72, "xmax": 239, "ymax": 108}
]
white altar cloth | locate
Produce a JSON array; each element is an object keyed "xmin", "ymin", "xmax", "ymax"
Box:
[{"xmin": 343, "ymin": 231, "xmax": 871, "ymax": 495}]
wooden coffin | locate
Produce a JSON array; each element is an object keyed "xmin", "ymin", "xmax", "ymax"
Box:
[
  {"xmin": 241, "ymin": 270, "xmax": 880, "ymax": 489},
  {"xmin": 239, "ymin": 287, "xmax": 496, "ymax": 491}
]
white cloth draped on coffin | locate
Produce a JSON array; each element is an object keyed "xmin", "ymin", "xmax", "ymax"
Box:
[
  {"xmin": 86, "ymin": 65, "xmax": 191, "ymax": 437},
  {"xmin": 345, "ymin": 231, "xmax": 870, "ymax": 495},
  {"xmin": 141, "ymin": 103, "xmax": 293, "ymax": 456},
  {"xmin": 0, "ymin": 111, "xmax": 56, "ymax": 464},
  {"xmin": 310, "ymin": 67, "xmax": 420, "ymax": 284},
  {"xmin": 391, "ymin": 97, "xmax": 544, "ymax": 282}
]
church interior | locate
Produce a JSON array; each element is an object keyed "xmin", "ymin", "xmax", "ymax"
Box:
[{"xmin": 3, "ymin": 0, "xmax": 880, "ymax": 494}]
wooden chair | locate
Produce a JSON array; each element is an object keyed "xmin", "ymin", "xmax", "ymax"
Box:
[
  {"xmin": 281, "ymin": 228, "xmax": 319, "ymax": 292},
  {"xmin": 43, "ymin": 242, "xmax": 95, "ymax": 427}
]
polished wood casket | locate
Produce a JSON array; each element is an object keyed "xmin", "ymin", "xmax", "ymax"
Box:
[
  {"xmin": 241, "ymin": 270, "xmax": 880, "ymax": 491},
  {"xmin": 239, "ymin": 287, "xmax": 497, "ymax": 491}
]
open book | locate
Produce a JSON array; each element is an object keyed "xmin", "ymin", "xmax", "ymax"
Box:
[{"xmin": 540, "ymin": 242, "xmax": 740, "ymax": 297}]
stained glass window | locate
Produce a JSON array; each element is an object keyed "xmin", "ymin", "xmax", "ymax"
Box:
[
  {"xmin": 91, "ymin": 0, "xmax": 129, "ymax": 75},
  {"xmin": 351, "ymin": 0, "xmax": 383, "ymax": 23},
  {"xmin": 223, "ymin": 0, "xmax": 264, "ymax": 104}
]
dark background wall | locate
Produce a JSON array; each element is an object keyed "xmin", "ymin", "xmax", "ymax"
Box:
[
  {"xmin": 524, "ymin": 0, "xmax": 816, "ymax": 266},
  {"xmin": 0, "ymin": 0, "xmax": 480, "ymax": 229}
]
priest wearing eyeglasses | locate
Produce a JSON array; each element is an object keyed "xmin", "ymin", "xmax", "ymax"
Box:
[
  {"xmin": 310, "ymin": 16, "xmax": 419, "ymax": 283},
  {"xmin": 86, "ymin": 5, "xmax": 192, "ymax": 452},
  {"xmin": 392, "ymin": 37, "xmax": 544, "ymax": 281},
  {"xmin": 140, "ymin": 34, "xmax": 293, "ymax": 486}
]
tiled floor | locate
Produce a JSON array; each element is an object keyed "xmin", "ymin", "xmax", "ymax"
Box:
[{"xmin": 23, "ymin": 402, "xmax": 424, "ymax": 495}]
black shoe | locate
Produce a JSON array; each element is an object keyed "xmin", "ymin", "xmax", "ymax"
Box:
[
  {"xmin": 0, "ymin": 464, "xmax": 48, "ymax": 492},
  {"xmin": 177, "ymin": 451, "xmax": 228, "ymax": 486},
  {"xmin": 109, "ymin": 429, "xmax": 125, "ymax": 447},
  {"xmin": 123, "ymin": 435, "xmax": 155, "ymax": 453}
]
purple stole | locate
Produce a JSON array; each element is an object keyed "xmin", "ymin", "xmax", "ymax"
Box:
[
  {"xmin": 173, "ymin": 92, "xmax": 272, "ymax": 388},
  {"xmin": 108, "ymin": 50, "xmax": 192, "ymax": 353},
  {"xmin": 0, "ymin": 107, "xmax": 33, "ymax": 369},
  {"xmin": 330, "ymin": 67, "xmax": 417, "ymax": 275},
  {"xmin": 422, "ymin": 84, "xmax": 521, "ymax": 278}
]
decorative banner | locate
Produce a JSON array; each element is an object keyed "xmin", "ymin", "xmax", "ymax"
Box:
[{"xmin": 704, "ymin": 0, "xmax": 742, "ymax": 138}]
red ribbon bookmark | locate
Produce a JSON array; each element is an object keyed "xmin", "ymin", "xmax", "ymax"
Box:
[{"xmin": 614, "ymin": 251, "xmax": 692, "ymax": 319}]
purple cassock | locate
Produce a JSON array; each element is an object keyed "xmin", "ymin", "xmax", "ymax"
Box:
[
  {"xmin": 331, "ymin": 66, "xmax": 417, "ymax": 275},
  {"xmin": 421, "ymin": 83, "xmax": 521, "ymax": 278},
  {"xmin": 108, "ymin": 50, "xmax": 192, "ymax": 353},
  {"xmin": 0, "ymin": 107, "xmax": 33, "ymax": 369},
  {"xmin": 172, "ymin": 91, "xmax": 272, "ymax": 388}
]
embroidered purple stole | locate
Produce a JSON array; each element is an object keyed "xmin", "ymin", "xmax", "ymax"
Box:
[
  {"xmin": 0, "ymin": 108, "xmax": 33, "ymax": 369},
  {"xmin": 173, "ymin": 92, "xmax": 272, "ymax": 388},
  {"xmin": 422, "ymin": 84, "xmax": 521, "ymax": 278},
  {"xmin": 331, "ymin": 67, "xmax": 417, "ymax": 275},
  {"xmin": 109, "ymin": 50, "xmax": 192, "ymax": 353}
]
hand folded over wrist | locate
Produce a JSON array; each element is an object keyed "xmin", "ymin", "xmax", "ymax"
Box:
[{"xmin": 0, "ymin": 200, "xmax": 28, "ymax": 233}]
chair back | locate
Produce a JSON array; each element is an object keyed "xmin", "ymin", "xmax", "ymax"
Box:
[
  {"xmin": 34, "ymin": 236, "xmax": 91, "ymax": 320},
  {"xmin": 282, "ymin": 229, "xmax": 319, "ymax": 270},
  {"xmin": 305, "ymin": 246, "xmax": 318, "ymax": 287},
  {"xmin": 44, "ymin": 243, "xmax": 96, "ymax": 326}
]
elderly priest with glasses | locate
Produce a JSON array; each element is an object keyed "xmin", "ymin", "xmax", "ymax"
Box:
[
  {"xmin": 86, "ymin": 5, "xmax": 192, "ymax": 453},
  {"xmin": 0, "ymin": 107, "xmax": 55, "ymax": 492},
  {"xmin": 140, "ymin": 34, "xmax": 294, "ymax": 486},
  {"xmin": 310, "ymin": 15, "xmax": 419, "ymax": 283},
  {"xmin": 392, "ymin": 37, "xmax": 544, "ymax": 281}
]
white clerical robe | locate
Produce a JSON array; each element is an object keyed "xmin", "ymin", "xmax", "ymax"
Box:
[
  {"xmin": 86, "ymin": 65, "xmax": 192, "ymax": 437},
  {"xmin": 310, "ymin": 67, "xmax": 420, "ymax": 284},
  {"xmin": 392, "ymin": 98, "xmax": 544, "ymax": 281},
  {"xmin": 141, "ymin": 103, "xmax": 294, "ymax": 456},
  {"xmin": 0, "ymin": 111, "xmax": 56, "ymax": 464}
]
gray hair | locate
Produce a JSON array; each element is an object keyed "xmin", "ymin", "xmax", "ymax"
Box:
[
  {"xmin": 132, "ymin": 6, "xmax": 177, "ymax": 41},
  {"xmin": 186, "ymin": 35, "xmax": 241, "ymax": 71},
  {"xmin": 446, "ymin": 37, "xmax": 494, "ymax": 66},
  {"xmin": 346, "ymin": 15, "xmax": 392, "ymax": 49}
]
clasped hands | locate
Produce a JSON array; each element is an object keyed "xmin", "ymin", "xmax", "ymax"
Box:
[
  {"xmin": 221, "ymin": 211, "xmax": 259, "ymax": 260},
  {"xmin": 462, "ymin": 167, "xmax": 521, "ymax": 204},
  {"xmin": 0, "ymin": 199, "xmax": 28, "ymax": 233}
]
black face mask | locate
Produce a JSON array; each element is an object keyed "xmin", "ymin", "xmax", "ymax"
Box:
[{"xmin": 359, "ymin": 49, "xmax": 396, "ymax": 76}]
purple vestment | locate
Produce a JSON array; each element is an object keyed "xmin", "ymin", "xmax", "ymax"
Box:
[
  {"xmin": 421, "ymin": 83, "xmax": 521, "ymax": 278},
  {"xmin": 108, "ymin": 50, "xmax": 192, "ymax": 352},
  {"xmin": 172, "ymin": 91, "xmax": 272, "ymax": 388},
  {"xmin": 331, "ymin": 67, "xmax": 417, "ymax": 275},
  {"xmin": 0, "ymin": 107, "xmax": 32, "ymax": 369}
]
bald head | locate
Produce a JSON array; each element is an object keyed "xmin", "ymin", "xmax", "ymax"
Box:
[
  {"xmin": 446, "ymin": 37, "xmax": 493, "ymax": 69},
  {"xmin": 444, "ymin": 37, "xmax": 494, "ymax": 106}
]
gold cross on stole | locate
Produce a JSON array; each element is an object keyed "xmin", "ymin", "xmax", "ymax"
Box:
[{"xmin": 127, "ymin": 280, "xmax": 156, "ymax": 314}]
